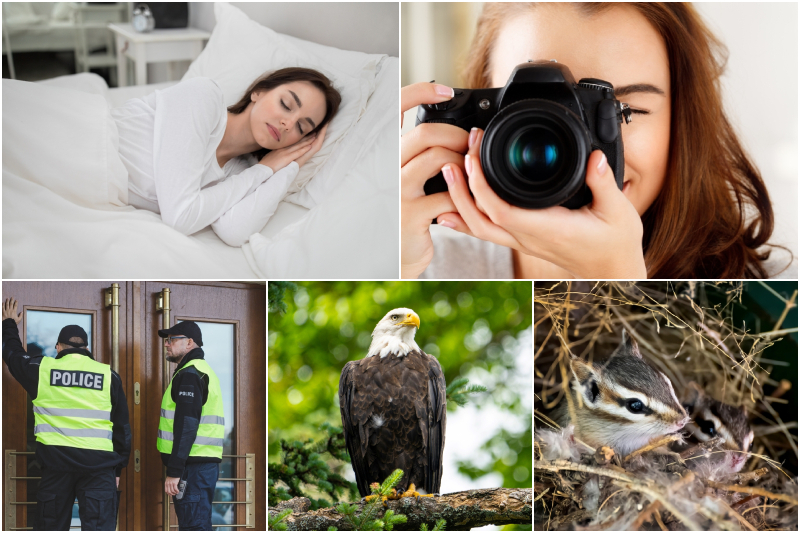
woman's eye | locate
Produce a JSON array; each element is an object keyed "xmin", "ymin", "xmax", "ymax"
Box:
[
  {"xmin": 626, "ymin": 399, "xmax": 644, "ymax": 413},
  {"xmin": 281, "ymin": 100, "xmax": 290, "ymax": 111},
  {"xmin": 630, "ymin": 108, "xmax": 650, "ymax": 115}
]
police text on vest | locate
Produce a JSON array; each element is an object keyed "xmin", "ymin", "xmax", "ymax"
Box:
[{"xmin": 50, "ymin": 370, "xmax": 104, "ymax": 390}]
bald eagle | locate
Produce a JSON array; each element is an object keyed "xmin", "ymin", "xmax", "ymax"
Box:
[{"xmin": 339, "ymin": 308, "xmax": 447, "ymax": 501}]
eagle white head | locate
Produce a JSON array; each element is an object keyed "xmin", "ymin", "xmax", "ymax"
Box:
[{"xmin": 366, "ymin": 308, "xmax": 421, "ymax": 359}]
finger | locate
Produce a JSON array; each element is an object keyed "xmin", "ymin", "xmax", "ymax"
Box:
[
  {"xmin": 584, "ymin": 150, "xmax": 626, "ymax": 218},
  {"xmin": 401, "ymin": 82, "xmax": 454, "ymax": 117},
  {"xmin": 437, "ymin": 212, "xmax": 474, "ymax": 236},
  {"xmin": 407, "ymin": 191, "xmax": 457, "ymax": 226},
  {"xmin": 442, "ymin": 163, "xmax": 518, "ymax": 248},
  {"xmin": 402, "ymin": 123, "xmax": 468, "ymax": 167},
  {"xmin": 401, "ymin": 146, "xmax": 466, "ymax": 197},
  {"xmin": 463, "ymin": 129, "xmax": 525, "ymax": 229}
]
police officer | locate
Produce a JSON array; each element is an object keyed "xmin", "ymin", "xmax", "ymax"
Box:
[
  {"xmin": 157, "ymin": 320, "xmax": 224, "ymax": 531},
  {"xmin": 2, "ymin": 298, "xmax": 131, "ymax": 531}
]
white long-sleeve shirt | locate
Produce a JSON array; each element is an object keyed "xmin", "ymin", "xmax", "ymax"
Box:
[{"xmin": 110, "ymin": 76, "xmax": 298, "ymax": 245}]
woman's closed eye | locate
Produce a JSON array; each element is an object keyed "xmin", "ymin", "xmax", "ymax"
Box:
[
  {"xmin": 629, "ymin": 107, "xmax": 650, "ymax": 116},
  {"xmin": 281, "ymin": 99, "xmax": 305, "ymax": 135}
]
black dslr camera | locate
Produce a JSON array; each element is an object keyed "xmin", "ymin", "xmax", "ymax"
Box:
[{"xmin": 417, "ymin": 60, "xmax": 632, "ymax": 209}]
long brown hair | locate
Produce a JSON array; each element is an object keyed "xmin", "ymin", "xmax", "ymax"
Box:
[
  {"xmin": 228, "ymin": 67, "xmax": 342, "ymax": 161},
  {"xmin": 464, "ymin": 3, "xmax": 778, "ymax": 278}
]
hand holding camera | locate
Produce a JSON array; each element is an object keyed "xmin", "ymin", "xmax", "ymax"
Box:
[
  {"xmin": 402, "ymin": 60, "xmax": 647, "ymax": 278},
  {"xmin": 400, "ymin": 82, "xmax": 467, "ymax": 279},
  {"xmin": 440, "ymin": 128, "xmax": 647, "ymax": 279}
]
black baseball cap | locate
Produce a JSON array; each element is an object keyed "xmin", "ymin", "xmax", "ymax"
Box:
[
  {"xmin": 58, "ymin": 325, "xmax": 88, "ymax": 348},
  {"xmin": 158, "ymin": 320, "xmax": 203, "ymax": 347}
]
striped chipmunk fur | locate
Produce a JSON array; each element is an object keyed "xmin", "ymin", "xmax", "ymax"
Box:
[
  {"xmin": 676, "ymin": 381, "xmax": 754, "ymax": 474},
  {"xmin": 552, "ymin": 331, "xmax": 690, "ymax": 457}
]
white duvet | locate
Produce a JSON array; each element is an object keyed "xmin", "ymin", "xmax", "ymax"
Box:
[{"xmin": 2, "ymin": 59, "xmax": 399, "ymax": 279}]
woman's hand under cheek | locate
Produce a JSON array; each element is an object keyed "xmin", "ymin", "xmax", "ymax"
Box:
[
  {"xmin": 258, "ymin": 133, "xmax": 316, "ymax": 173},
  {"xmin": 295, "ymin": 123, "xmax": 328, "ymax": 168},
  {"xmin": 440, "ymin": 128, "xmax": 647, "ymax": 279}
]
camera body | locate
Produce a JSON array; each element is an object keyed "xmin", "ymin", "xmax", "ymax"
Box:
[{"xmin": 417, "ymin": 61, "xmax": 631, "ymax": 209}]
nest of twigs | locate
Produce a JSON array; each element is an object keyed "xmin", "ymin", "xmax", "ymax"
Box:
[{"xmin": 534, "ymin": 281, "xmax": 798, "ymax": 531}]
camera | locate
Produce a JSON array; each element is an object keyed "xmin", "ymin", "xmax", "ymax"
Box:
[{"xmin": 417, "ymin": 60, "xmax": 632, "ymax": 209}]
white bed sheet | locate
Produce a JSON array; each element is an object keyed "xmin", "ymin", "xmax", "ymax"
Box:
[{"xmin": 2, "ymin": 60, "xmax": 396, "ymax": 278}]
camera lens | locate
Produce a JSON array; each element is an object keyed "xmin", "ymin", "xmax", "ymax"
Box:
[
  {"xmin": 506, "ymin": 127, "xmax": 564, "ymax": 183},
  {"xmin": 481, "ymin": 99, "xmax": 592, "ymax": 208}
]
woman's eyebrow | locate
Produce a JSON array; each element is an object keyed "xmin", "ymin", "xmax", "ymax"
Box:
[
  {"xmin": 614, "ymin": 83, "xmax": 666, "ymax": 97},
  {"xmin": 289, "ymin": 90, "xmax": 302, "ymax": 108}
]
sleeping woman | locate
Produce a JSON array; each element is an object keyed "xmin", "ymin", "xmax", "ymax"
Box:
[{"xmin": 111, "ymin": 67, "xmax": 341, "ymax": 246}]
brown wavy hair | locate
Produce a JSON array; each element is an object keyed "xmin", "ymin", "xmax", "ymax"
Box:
[
  {"xmin": 463, "ymin": 3, "xmax": 778, "ymax": 278},
  {"xmin": 228, "ymin": 67, "xmax": 341, "ymax": 161}
]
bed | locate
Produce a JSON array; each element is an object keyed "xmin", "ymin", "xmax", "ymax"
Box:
[{"xmin": 2, "ymin": 3, "xmax": 399, "ymax": 279}]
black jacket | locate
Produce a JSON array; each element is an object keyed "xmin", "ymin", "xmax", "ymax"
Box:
[
  {"xmin": 2, "ymin": 318, "xmax": 131, "ymax": 475},
  {"xmin": 160, "ymin": 347, "xmax": 221, "ymax": 478}
]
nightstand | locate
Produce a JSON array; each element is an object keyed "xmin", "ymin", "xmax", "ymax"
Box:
[{"xmin": 108, "ymin": 23, "xmax": 211, "ymax": 86}]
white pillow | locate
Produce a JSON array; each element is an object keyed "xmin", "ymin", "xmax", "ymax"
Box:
[
  {"xmin": 285, "ymin": 57, "xmax": 398, "ymax": 209},
  {"xmin": 182, "ymin": 2, "xmax": 385, "ymax": 196}
]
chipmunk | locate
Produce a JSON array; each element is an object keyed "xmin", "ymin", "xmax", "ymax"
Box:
[
  {"xmin": 551, "ymin": 331, "xmax": 690, "ymax": 457},
  {"xmin": 676, "ymin": 382, "xmax": 754, "ymax": 474}
]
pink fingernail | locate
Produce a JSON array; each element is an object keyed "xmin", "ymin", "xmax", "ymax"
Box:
[
  {"xmin": 596, "ymin": 153, "xmax": 608, "ymax": 175},
  {"xmin": 442, "ymin": 165, "xmax": 454, "ymax": 185},
  {"xmin": 439, "ymin": 219, "xmax": 456, "ymax": 228},
  {"xmin": 465, "ymin": 154, "xmax": 473, "ymax": 175},
  {"xmin": 468, "ymin": 128, "xmax": 477, "ymax": 149},
  {"xmin": 434, "ymin": 84, "xmax": 454, "ymax": 98}
]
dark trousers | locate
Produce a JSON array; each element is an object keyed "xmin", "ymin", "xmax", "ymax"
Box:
[
  {"xmin": 34, "ymin": 467, "xmax": 116, "ymax": 531},
  {"xmin": 172, "ymin": 462, "xmax": 219, "ymax": 531}
]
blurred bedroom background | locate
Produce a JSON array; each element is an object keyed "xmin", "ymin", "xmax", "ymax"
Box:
[{"xmin": 3, "ymin": 2, "xmax": 398, "ymax": 86}]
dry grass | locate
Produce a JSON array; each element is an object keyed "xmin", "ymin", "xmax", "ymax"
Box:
[{"xmin": 534, "ymin": 281, "xmax": 798, "ymax": 531}]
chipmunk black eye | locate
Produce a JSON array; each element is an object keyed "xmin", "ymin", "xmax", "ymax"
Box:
[
  {"xmin": 589, "ymin": 381, "xmax": 600, "ymax": 402},
  {"xmin": 626, "ymin": 399, "xmax": 644, "ymax": 413},
  {"xmin": 698, "ymin": 419, "xmax": 716, "ymax": 436}
]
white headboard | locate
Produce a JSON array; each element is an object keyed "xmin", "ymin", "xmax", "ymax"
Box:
[{"xmin": 189, "ymin": 2, "xmax": 399, "ymax": 57}]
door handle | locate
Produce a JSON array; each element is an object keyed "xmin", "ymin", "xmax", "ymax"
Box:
[
  {"xmin": 156, "ymin": 288, "xmax": 171, "ymax": 531},
  {"xmin": 104, "ymin": 283, "xmax": 120, "ymax": 373}
]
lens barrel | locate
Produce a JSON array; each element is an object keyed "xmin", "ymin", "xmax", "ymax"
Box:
[{"xmin": 480, "ymin": 99, "xmax": 592, "ymax": 208}]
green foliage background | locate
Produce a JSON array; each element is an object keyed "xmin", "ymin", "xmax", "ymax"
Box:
[{"xmin": 268, "ymin": 281, "xmax": 533, "ymax": 528}]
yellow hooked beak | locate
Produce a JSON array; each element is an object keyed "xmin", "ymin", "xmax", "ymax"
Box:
[{"xmin": 399, "ymin": 312, "xmax": 420, "ymax": 329}]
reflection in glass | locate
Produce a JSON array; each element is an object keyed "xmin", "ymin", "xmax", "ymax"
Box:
[
  {"xmin": 180, "ymin": 320, "xmax": 235, "ymax": 530},
  {"xmin": 26, "ymin": 310, "xmax": 92, "ymax": 358},
  {"xmin": 25, "ymin": 310, "xmax": 93, "ymax": 529}
]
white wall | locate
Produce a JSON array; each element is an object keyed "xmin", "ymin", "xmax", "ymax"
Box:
[{"xmin": 694, "ymin": 2, "xmax": 797, "ymax": 266}]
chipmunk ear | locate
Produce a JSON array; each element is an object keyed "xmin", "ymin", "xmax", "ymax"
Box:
[
  {"xmin": 617, "ymin": 329, "xmax": 642, "ymax": 359},
  {"xmin": 682, "ymin": 381, "xmax": 702, "ymax": 411},
  {"xmin": 570, "ymin": 358, "xmax": 601, "ymax": 404}
]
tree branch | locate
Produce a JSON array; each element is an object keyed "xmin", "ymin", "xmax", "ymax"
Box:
[{"xmin": 269, "ymin": 488, "xmax": 532, "ymax": 531}]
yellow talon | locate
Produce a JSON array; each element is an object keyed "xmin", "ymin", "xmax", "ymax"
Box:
[{"xmin": 397, "ymin": 483, "xmax": 435, "ymax": 500}]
